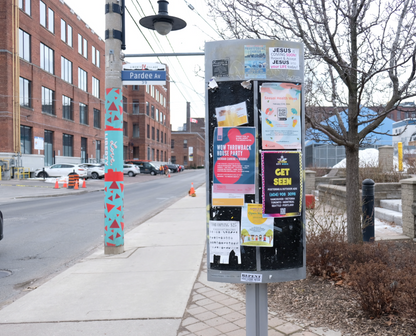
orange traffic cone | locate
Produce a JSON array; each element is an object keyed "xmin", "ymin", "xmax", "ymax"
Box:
[
  {"xmin": 168, "ymin": 173, "xmax": 171, "ymax": 178},
  {"xmin": 189, "ymin": 183, "xmax": 196, "ymax": 197},
  {"xmin": 63, "ymin": 180, "xmax": 68, "ymax": 188},
  {"xmin": 82, "ymin": 179, "xmax": 86, "ymax": 188},
  {"xmin": 74, "ymin": 180, "xmax": 79, "ymax": 190},
  {"xmin": 54, "ymin": 179, "xmax": 59, "ymax": 189}
]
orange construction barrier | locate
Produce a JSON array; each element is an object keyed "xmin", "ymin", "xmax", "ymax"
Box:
[
  {"xmin": 54, "ymin": 179, "xmax": 59, "ymax": 189},
  {"xmin": 82, "ymin": 179, "xmax": 86, "ymax": 188}
]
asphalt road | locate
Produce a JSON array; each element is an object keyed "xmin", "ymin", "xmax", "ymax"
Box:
[{"xmin": 0, "ymin": 169, "xmax": 205, "ymax": 309}]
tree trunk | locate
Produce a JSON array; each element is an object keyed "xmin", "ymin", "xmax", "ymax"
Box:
[{"xmin": 345, "ymin": 146, "xmax": 362, "ymax": 243}]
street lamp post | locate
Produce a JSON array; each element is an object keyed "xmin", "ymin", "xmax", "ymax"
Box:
[{"xmin": 104, "ymin": 0, "xmax": 186, "ymax": 255}]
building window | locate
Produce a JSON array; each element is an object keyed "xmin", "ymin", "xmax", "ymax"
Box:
[
  {"xmin": 40, "ymin": 43, "xmax": 54, "ymax": 74},
  {"xmin": 92, "ymin": 77, "xmax": 100, "ymax": 98},
  {"xmin": 152, "ymin": 148, "xmax": 155, "ymax": 160},
  {"xmin": 157, "ymin": 129, "xmax": 160, "ymax": 142},
  {"xmin": 96, "ymin": 140, "xmax": 101, "ymax": 161},
  {"xmin": 132, "ymin": 85, "xmax": 139, "ymax": 91},
  {"xmin": 19, "ymin": 0, "xmax": 31, "ymax": 16},
  {"xmin": 146, "ymin": 102, "xmax": 149, "ymax": 115},
  {"xmin": 156, "ymin": 109, "xmax": 159, "ymax": 122},
  {"xmin": 160, "ymin": 112, "xmax": 163, "ymax": 124},
  {"xmin": 184, "ymin": 156, "xmax": 188, "ymax": 166},
  {"xmin": 123, "ymin": 96, "xmax": 128, "ymax": 113},
  {"xmin": 80, "ymin": 103, "xmax": 88, "ymax": 125},
  {"xmin": 41, "ymin": 87, "xmax": 54, "ymax": 115},
  {"xmin": 171, "ymin": 139, "xmax": 174, "ymax": 149},
  {"xmin": 133, "ymin": 123, "xmax": 139, "ymax": 138},
  {"xmin": 61, "ymin": 57, "xmax": 72, "ymax": 83},
  {"xmin": 40, "ymin": 1, "xmax": 46, "ymax": 27},
  {"xmin": 165, "ymin": 133, "xmax": 167, "ymax": 144},
  {"xmin": 93, "ymin": 108, "xmax": 101, "ymax": 128},
  {"xmin": 78, "ymin": 68, "xmax": 87, "ymax": 91},
  {"xmin": 91, "ymin": 46, "xmax": 100, "ymax": 67},
  {"xmin": 133, "ymin": 100, "xmax": 139, "ymax": 114},
  {"xmin": 20, "ymin": 125, "xmax": 32, "ymax": 154},
  {"xmin": 147, "ymin": 147, "xmax": 150, "ymax": 160},
  {"xmin": 48, "ymin": 8, "xmax": 54, "ymax": 33},
  {"xmin": 157, "ymin": 149, "xmax": 159, "ymax": 161},
  {"xmin": 19, "ymin": 77, "xmax": 31, "ymax": 107},
  {"xmin": 152, "ymin": 127, "xmax": 155, "ymax": 140},
  {"xmin": 183, "ymin": 139, "xmax": 188, "ymax": 148},
  {"xmin": 151, "ymin": 105, "xmax": 155, "ymax": 119},
  {"xmin": 78, "ymin": 34, "xmax": 88, "ymax": 58},
  {"xmin": 61, "ymin": 19, "xmax": 72, "ymax": 47},
  {"xmin": 40, "ymin": 2, "xmax": 54, "ymax": 33},
  {"xmin": 146, "ymin": 85, "xmax": 149, "ymax": 93},
  {"xmin": 171, "ymin": 156, "xmax": 176, "ymax": 164},
  {"xmin": 151, "ymin": 86, "xmax": 154, "ymax": 97},
  {"xmin": 123, "ymin": 121, "xmax": 128, "ymax": 136},
  {"xmin": 161, "ymin": 131, "xmax": 163, "ymax": 144},
  {"xmin": 63, "ymin": 134, "xmax": 73, "ymax": 157},
  {"xmin": 19, "ymin": 29, "xmax": 30, "ymax": 62},
  {"xmin": 147, "ymin": 124, "xmax": 150, "ymax": 138},
  {"xmin": 62, "ymin": 95, "xmax": 73, "ymax": 120}
]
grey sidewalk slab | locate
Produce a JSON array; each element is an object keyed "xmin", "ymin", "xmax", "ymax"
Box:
[{"xmin": 0, "ymin": 187, "xmax": 206, "ymax": 334}]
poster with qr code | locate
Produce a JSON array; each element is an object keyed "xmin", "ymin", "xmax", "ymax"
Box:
[{"xmin": 260, "ymin": 83, "xmax": 302, "ymax": 149}]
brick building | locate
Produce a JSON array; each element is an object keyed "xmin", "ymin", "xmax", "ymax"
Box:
[
  {"xmin": 171, "ymin": 131, "xmax": 205, "ymax": 168},
  {"xmin": 122, "ymin": 82, "xmax": 171, "ymax": 163},
  {"xmin": 0, "ymin": 0, "xmax": 171, "ymax": 174}
]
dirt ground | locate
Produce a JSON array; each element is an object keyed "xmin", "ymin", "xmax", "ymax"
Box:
[{"xmin": 248, "ymin": 276, "xmax": 416, "ymax": 336}]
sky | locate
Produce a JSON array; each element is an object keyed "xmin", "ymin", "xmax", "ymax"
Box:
[{"xmin": 64, "ymin": 0, "xmax": 221, "ymax": 131}]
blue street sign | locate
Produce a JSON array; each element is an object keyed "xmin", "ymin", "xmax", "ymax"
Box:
[{"xmin": 121, "ymin": 70, "xmax": 166, "ymax": 85}]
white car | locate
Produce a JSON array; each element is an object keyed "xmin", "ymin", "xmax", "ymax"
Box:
[
  {"xmin": 83, "ymin": 163, "xmax": 105, "ymax": 179},
  {"xmin": 123, "ymin": 164, "xmax": 140, "ymax": 177},
  {"xmin": 35, "ymin": 163, "xmax": 87, "ymax": 178}
]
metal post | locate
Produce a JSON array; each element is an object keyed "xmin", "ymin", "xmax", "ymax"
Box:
[
  {"xmin": 362, "ymin": 178, "xmax": 375, "ymax": 242},
  {"xmin": 246, "ymin": 284, "xmax": 268, "ymax": 336},
  {"xmin": 104, "ymin": 0, "xmax": 124, "ymax": 255}
]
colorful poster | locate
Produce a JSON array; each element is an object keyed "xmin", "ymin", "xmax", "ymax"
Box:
[
  {"xmin": 188, "ymin": 146, "xmax": 193, "ymax": 161},
  {"xmin": 241, "ymin": 204, "xmax": 274, "ymax": 247},
  {"xmin": 260, "ymin": 83, "xmax": 302, "ymax": 149},
  {"xmin": 262, "ymin": 151, "xmax": 303, "ymax": 218},
  {"xmin": 215, "ymin": 101, "xmax": 248, "ymax": 127},
  {"xmin": 244, "ymin": 45, "xmax": 266, "ymax": 79},
  {"xmin": 269, "ymin": 47, "xmax": 300, "ymax": 70},
  {"xmin": 212, "ymin": 127, "xmax": 256, "ymax": 206},
  {"xmin": 209, "ymin": 221, "xmax": 241, "ymax": 264}
]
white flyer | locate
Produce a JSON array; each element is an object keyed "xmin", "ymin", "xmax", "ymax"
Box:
[
  {"xmin": 269, "ymin": 47, "xmax": 299, "ymax": 70},
  {"xmin": 209, "ymin": 221, "xmax": 241, "ymax": 264}
]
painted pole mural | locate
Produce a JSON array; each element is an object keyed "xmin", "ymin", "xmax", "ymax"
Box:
[{"xmin": 104, "ymin": 88, "xmax": 124, "ymax": 251}]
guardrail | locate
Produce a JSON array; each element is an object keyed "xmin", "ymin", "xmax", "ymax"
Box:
[{"xmin": 15, "ymin": 167, "xmax": 31, "ymax": 180}]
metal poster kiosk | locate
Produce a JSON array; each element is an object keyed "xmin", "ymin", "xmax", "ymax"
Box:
[{"xmin": 205, "ymin": 40, "xmax": 306, "ymax": 335}]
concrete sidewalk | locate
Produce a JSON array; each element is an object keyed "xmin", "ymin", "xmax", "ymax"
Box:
[{"xmin": 0, "ymin": 185, "xmax": 346, "ymax": 336}]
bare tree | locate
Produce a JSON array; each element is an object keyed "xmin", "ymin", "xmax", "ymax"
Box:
[{"xmin": 206, "ymin": 0, "xmax": 416, "ymax": 243}]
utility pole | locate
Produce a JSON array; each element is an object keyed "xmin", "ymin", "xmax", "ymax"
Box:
[{"xmin": 104, "ymin": 0, "xmax": 124, "ymax": 255}]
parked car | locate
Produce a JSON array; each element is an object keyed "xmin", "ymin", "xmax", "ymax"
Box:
[
  {"xmin": 125, "ymin": 161, "xmax": 159, "ymax": 175},
  {"xmin": 166, "ymin": 163, "xmax": 179, "ymax": 173},
  {"xmin": 34, "ymin": 164, "xmax": 87, "ymax": 178},
  {"xmin": 83, "ymin": 163, "xmax": 105, "ymax": 179},
  {"xmin": 0, "ymin": 210, "xmax": 3, "ymax": 241},
  {"xmin": 123, "ymin": 164, "xmax": 140, "ymax": 177}
]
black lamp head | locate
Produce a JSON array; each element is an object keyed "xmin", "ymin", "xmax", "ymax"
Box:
[{"xmin": 139, "ymin": 0, "xmax": 187, "ymax": 36}]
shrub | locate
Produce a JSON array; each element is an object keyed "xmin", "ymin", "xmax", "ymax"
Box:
[{"xmin": 349, "ymin": 261, "xmax": 399, "ymax": 318}]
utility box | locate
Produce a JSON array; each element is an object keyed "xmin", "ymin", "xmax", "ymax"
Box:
[{"xmin": 205, "ymin": 39, "xmax": 306, "ymax": 284}]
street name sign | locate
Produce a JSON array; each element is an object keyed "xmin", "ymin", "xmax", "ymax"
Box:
[{"xmin": 122, "ymin": 62, "xmax": 166, "ymax": 85}]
